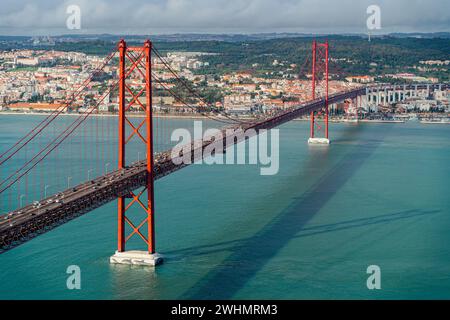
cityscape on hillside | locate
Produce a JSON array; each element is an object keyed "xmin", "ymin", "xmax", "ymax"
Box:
[{"xmin": 0, "ymin": 36, "xmax": 449, "ymax": 123}]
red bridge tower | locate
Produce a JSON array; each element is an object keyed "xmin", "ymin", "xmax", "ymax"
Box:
[
  {"xmin": 109, "ymin": 39, "xmax": 162, "ymax": 266},
  {"xmin": 308, "ymin": 40, "xmax": 330, "ymax": 145}
]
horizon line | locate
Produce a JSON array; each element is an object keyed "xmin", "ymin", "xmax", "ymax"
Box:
[{"xmin": 1, "ymin": 31, "xmax": 450, "ymax": 38}]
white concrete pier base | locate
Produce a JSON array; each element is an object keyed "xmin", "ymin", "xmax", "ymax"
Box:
[
  {"xmin": 308, "ymin": 138, "xmax": 330, "ymax": 145},
  {"xmin": 110, "ymin": 250, "xmax": 163, "ymax": 266}
]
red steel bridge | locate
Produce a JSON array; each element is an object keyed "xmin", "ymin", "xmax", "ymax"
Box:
[{"xmin": 0, "ymin": 39, "xmax": 447, "ymax": 264}]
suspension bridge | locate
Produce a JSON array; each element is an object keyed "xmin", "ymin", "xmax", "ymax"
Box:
[{"xmin": 0, "ymin": 39, "xmax": 447, "ymax": 265}]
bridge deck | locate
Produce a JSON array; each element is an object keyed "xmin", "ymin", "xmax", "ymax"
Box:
[{"xmin": 0, "ymin": 84, "xmax": 447, "ymax": 251}]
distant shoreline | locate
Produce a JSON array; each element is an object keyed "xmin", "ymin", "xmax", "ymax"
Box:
[
  {"xmin": 0, "ymin": 111, "xmax": 448, "ymax": 124},
  {"xmin": 0, "ymin": 111, "xmax": 219, "ymax": 120}
]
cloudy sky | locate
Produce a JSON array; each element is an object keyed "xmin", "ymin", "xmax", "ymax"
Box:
[{"xmin": 0, "ymin": 0, "xmax": 449, "ymax": 35}]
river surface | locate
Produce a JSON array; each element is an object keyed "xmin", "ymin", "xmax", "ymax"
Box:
[{"xmin": 0, "ymin": 114, "xmax": 449, "ymax": 299}]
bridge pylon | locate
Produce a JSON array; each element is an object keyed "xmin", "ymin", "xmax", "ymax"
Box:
[
  {"xmin": 308, "ymin": 40, "xmax": 330, "ymax": 145},
  {"xmin": 109, "ymin": 39, "xmax": 162, "ymax": 267}
]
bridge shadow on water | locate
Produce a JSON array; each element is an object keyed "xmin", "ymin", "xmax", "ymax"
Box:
[
  {"xmin": 178, "ymin": 123, "xmax": 428, "ymax": 299},
  {"xmin": 166, "ymin": 209, "xmax": 439, "ymax": 260}
]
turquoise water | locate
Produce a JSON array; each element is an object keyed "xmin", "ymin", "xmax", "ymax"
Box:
[{"xmin": 0, "ymin": 115, "xmax": 449, "ymax": 299}]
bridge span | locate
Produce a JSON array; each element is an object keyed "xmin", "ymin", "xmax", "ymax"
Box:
[
  {"xmin": 0, "ymin": 38, "xmax": 448, "ymax": 266},
  {"xmin": 1, "ymin": 83, "xmax": 447, "ymax": 252}
]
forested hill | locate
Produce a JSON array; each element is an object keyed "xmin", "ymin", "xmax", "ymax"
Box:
[{"xmin": 1, "ymin": 34, "xmax": 449, "ymax": 81}]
